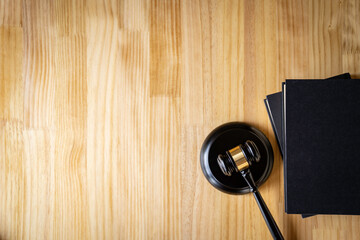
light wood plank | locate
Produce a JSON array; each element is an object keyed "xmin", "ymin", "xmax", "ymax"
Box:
[
  {"xmin": 0, "ymin": 121, "xmax": 24, "ymax": 240},
  {"xmin": 86, "ymin": 3, "xmax": 119, "ymax": 238},
  {"xmin": 150, "ymin": 0, "xmax": 181, "ymax": 96},
  {"xmin": 118, "ymin": 29, "xmax": 150, "ymax": 239},
  {"xmin": 0, "ymin": 26, "xmax": 23, "ymax": 121},
  {"xmin": 0, "ymin": 0, "xmax": 22, "ymax": 27}
]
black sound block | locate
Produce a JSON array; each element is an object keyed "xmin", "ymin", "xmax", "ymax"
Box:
[{"xmin": 200, "ymin": 122, "xmax": 274, "ymax": 194}]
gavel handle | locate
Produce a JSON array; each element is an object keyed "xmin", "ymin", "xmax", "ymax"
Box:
[{"xmin": 241, "ymin": 169, "xmax": 284, "ymax": 240}]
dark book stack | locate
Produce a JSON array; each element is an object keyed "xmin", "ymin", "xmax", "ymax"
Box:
[{"xmin": 265, "ymin": 73, "xmax": 360, "ymax": 218}]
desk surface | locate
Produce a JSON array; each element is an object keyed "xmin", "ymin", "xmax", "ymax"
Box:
[{"xmin": 1, "ymin": 0, "xmax": 360, "ymax": 239}]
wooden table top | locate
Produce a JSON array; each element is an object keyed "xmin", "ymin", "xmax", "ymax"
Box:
[{"xmin": 1, "ymin": 0, "xmax": 360, "ymax": 239}]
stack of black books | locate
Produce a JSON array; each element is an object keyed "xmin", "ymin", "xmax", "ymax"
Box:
[{"xmin": 265, "ymin": 73, "xmax": 360, "ymax": 218}]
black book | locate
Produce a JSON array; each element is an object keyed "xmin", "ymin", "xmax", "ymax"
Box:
[
  {"xmin": 264, "ymin": 73, "xmax": 351, "ymax": 218},
  {"xmin": 284, "ymin": 79, "xmax": 360, "ymax": 214},
  {"xmin": 283, "ymin": 74, "xmax": 350, "ymax": 218}
]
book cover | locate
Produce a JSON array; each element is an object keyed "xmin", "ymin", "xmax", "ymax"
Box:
[
  {"xmin": 284, "ymin": 79, "xmax": 360, "ymax": 214},
  {"xmin": 264, "ymin": 73, "xmax": 351, "ymax": 217}
]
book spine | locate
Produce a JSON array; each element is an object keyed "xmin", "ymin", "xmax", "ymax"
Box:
[
  {"xmin": 282, "ymin": 83, "xmax": 288, "ymax": 213},
  {"xmin": 264, "ymin": 98, "xmax": 282, "ymax": 156}
]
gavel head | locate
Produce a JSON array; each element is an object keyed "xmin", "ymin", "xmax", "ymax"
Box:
[{"xmin": 217, "ymin": 140, "xmax": 261, "ymax": 176}]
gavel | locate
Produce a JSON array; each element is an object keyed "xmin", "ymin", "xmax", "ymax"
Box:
[{"xmin": 217, "ymin": 140, "xmax": 284, "ymax": 240}]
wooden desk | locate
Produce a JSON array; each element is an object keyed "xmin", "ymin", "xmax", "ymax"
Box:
[{"xmin": 1, "ymin": 0, "xmax": 360, "ymax": 239}]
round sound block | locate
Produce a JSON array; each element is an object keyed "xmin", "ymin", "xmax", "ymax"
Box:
[{"xmin": 200, "ymin": 122, "xmax": 274, "ymax": 194}]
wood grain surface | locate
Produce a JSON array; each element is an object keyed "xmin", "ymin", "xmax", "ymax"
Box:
[{"xmin": 1, "ymin": 0, "xmax": 360, "ymax": 239}]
